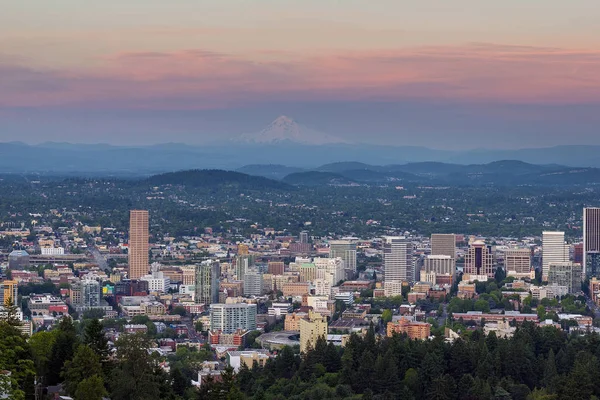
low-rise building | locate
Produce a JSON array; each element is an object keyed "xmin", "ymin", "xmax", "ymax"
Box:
[{"xmin": 387, "ymin": 317, "xmax": 431, "ymax": 340}]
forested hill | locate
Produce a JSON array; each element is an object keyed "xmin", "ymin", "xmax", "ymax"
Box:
[{"xmin": 145, "ymin": 169, "xmax": 292, "ymax": 191}]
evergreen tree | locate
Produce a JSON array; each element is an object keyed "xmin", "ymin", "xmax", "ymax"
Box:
[
  {"xmin": 62, "ymin": 345, "xmax": 103, "ymax": 396},
  {"xmin": 542, "ymin": 349, "xmax": 558, "ymax": 391},
  {"xmin": 47, "ymin": 317, "xmax": 79, "ymax": 385},
  {"xmin": 109, "ymin": 334, "xmax": 160, "ymax": 400}
]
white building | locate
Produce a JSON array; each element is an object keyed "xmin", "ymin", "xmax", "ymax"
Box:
[
  {"xmin": 210, "ymin": 303, "xmax": 257, "ymax": 334},
  {"xmin": 542, "ymin": 231, "xmax": 569, "ymax": 281},
  {"xmin": 383, "ymin": 236, "xmax": 414, "ymax": 283},
  {"xmin": 40, "ymin": 247, "xmax": 65, "ymax": 256},
  {"xmin": 140, "ymin": 270, "xmax": 171, "ymax": 293}
]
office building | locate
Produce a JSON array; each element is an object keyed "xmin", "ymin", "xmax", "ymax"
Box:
[
  {"xmin": 584, "ymin": 208, "xmax": 600, "ymax": 278},
  {"xmin": 423, "ymin": 255, "xmax": 455, "ymax": 276},
  {"xmin": 383, "ymin": 236, "xmax": 414, "ymax": 283},
  {"xmin": 195, "ymin": 261, "xmax": 221, "ymax": 305},
  {"xmin": 329, "ymin": 240, "xmax": 357, "ymax": 273},
  {"xmin": 464, "ymin": 241, "xmax": 494, "ymax": 278},
  {"xmin": 268, "ymin": 261, "xmax": 284, "ymax": 276},
  {"xmin": 128, "ymin": 210, "xmax": 149, "ymax": 280},
  {"xmin": 431, "ymin": 234, "xmax": 456, "ymax": 259},
  {"xmin": 300, "ymin": 310, "xmax": 328, "ymax": 353},
  {"xmin": 140, "ymin": 270, "xmax": 171, "ymax": 293},
  {"xmin": 548, "ymin": 262, "xmax": 582, "ymax": 294},
  {"xmin": 504, "ymin": 248, "xmax": 532, "ymax": 276},
  {"xmin": 210, "ymin": 303, "xmax": 257, "ymax": 334},
  {"xmin": 243, "ymin": 270, "xmax": 263, "ymax": 296},
  {"xmin": 235, "ymin": 255, "xmax": 254, "ymax": 281},
  {"xmin": 0, "ymin": 280, "xmax": 18, "ymax": 307},
  {"xmin": 299, "ymin": 231, "xmax": 309, "ymax": 244},
  {"xmin": 542, "ymin": 231, "xmax": 569, "ymax": 281}
]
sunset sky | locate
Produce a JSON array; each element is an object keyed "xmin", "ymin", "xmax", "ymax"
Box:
[{"xmin": 2, "ymin": 0, "xmax": 600, "ymax": 148}]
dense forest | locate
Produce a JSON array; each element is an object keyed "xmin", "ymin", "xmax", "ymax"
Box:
[{"xmin": 3, "ymin": 310, "xmax": 600, "ymax": 400}]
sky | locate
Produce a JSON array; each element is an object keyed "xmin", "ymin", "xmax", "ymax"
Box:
[{"xmin": 1, "ymin": 0, "xmax": 600, "ymax": 149}]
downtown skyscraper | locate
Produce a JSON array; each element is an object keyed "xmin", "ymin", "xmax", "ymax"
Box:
[
  {"xmin": 584, "ymin": 208, "xmax": 600, "ymax": 278},
  {"xmin": 383, "ymin": 236, "xmax": 414, "ymax": 283},
  {"xmin": 128, "ymin": 210, "xmax": 149, "ymax": 280}
]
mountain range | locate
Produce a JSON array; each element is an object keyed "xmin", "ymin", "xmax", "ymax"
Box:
[{"xmin": 1, "ymin": 116, "xmax": 600, "ymax": 174}]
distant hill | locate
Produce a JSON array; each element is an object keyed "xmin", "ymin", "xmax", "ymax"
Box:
[
  {"xmin": 146, "ymin": 170, "xmax": 291, "ymax": 190},
  {"xmin": 236, "ymin": 164, "xmax": 305, "ymax": 180},
  {"xmin": 316, "ymin": 162, "xmax": 377, "ymax": 173},
  {"xmin": 282, "ymin": 171, "xmax": 357, "ymax": 186}
]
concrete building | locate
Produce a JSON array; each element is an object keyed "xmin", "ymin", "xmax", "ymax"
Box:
[
  {"xmin": 235, "ymin": 255, "xmax": 254, "ymax": 281},
  {"xmin": 548, "ymin": 262, "xmax": 583, "ymax": 294},
  {"xmin": 299, "ymin": 231, "xmax": 309, "ymax": 244},
  {"xmin": 584, "ymin": 208, "xmax": 600, "ymax": 278},
  {"xmin": 70, "ymin": 277, "xmax": 104, "ymax": 311},
  {"xmin": 383, "ymin": 236, "xmax": 414, "ymax": 283},
  {"xmin": 387, "ymin": 317, "xmax": 431, "ymax": 340},
  {"xmin": 542, "ymin": 231, "xmax": 569, "ymax": 281},
  {"xmin": 128, "ymin": 210, "xmax": 149, "ymax": 279},
  {"xmin": 423, "ymin": 255, "xmax": 455, "ymax": 276},
  {"xmin": 195, "ymin": 261, "xmax": 220, "ymax": 305},
  {"xmin": 431, "ymin": 234, "xmax": 456, "ymax": 259},
  {"xmin": 504, "ymin": 248, "xmax": 532, "ymax": 277},
  {"xmin": 243, "ymin": 270, "xmax": 263, "ymax": 296},
  {"xmin": 314, "ymin": 257, "xmax": 345, "ymax": 286},
  {"xmin": 300, "ymin": 310, "xmax": 328, "ymax": 353},
  {"xmin": 464, "ymin": 241, "xmax": 494, "ymax": 278},
  {"xmin": 329, "ymin": 240, "xmax": 357, "ymax": 273},
  {"xmin": 210, "ymin": 303, "xmax": 257, "ymax": 334},
  {"xmin": 140, "ymin": 270, "xmax": 171, "ymax": 293}
]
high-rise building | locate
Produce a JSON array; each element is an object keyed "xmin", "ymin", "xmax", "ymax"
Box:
[
  {"xmin": 329, "ymin": 240, "xmax": 357, "ymax": 273},
  {"xmin": 542, "ymin": 231, "xmax": 569, "ymax": 281},
  {"xmin": 584, "ymin": 208, "xmax": 600, "ymax": 278},
  {"xmin": 464, "ymin": 241, "xmax": 494, "ymax": 278},
  {"xmin": 299, "ymin": 310, "xmax": 327, "ymax": 353},
  {"xmin": 423, "ymin": 255, "xmax": 455, "ymax": 276},
  {"xmin": 243, "ymin": 270, "xmax": 263, "ymax": 296},
  {"xmin": 299, "ymin": 231, "xmax": 309, "ymax": 244},
  {"xmin": 71, "ymin": 277, "xmax": 102, "ymax": 310},
  {"xmin": 383, "ymin": 236, "xmax": 414, "ymax": 283},
  {"xmin": 195, "ymin": 261, "xmax": 221, "ymax": 305},
  {"xmin": 548, "ymin": 262, "xmax": 582, "ymax": 294},
  {"xmin": 128, "ymin": 210, "xmax": 149, "ymax": 280},
  {"xmin": 504, "ymin": 248, "xmax": 532, "ymax": 276},
  {"xmin": 235, "ymin": 255, "xmax": 255, "ymax": 281},
  {"xmin": 431, "ymin": 234, "xmax": 456, "ymax": 259},
  {"xmin": 267, "ymin": 261, "xmax": 284, "ymax": 276},
  {"xmin": 210, "ymin": 303, "xmax": 257, "ymax": 334}
]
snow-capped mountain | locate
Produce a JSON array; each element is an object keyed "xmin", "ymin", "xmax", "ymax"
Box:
[{"xmin": 238, "ymin": 116, "xmax": 349, "ymax": 145}]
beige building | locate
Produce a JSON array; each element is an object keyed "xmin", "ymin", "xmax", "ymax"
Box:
[
  {"xmin": 129, "ymin": 210, "xmax": 149, "ymax": 279},
  {"xmin": 504, "ymin": 248, "xmax": 531, "ymax": 277},
  {"xmin": 284, "ymin": 312, "xmax": 307, "ymax": 331},
  {"xmin": 300, "ymin": 311, "xmax": 327, "ymax": 353}
]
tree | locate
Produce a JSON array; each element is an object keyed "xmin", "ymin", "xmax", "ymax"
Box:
[
  {"xmin": 381, "ymin": 309, "xmax": 393, "ymax": 324},
  {"xmin": 62, "ymin": 345, "xmax": 103, "ymax": 396},
  {"xmin": 29, "ymin": 330, "xmax": 56, "ymax": 386},
  {"xmin": 170, "ymin": 367, "xmax": 189, "ymax": 397},
  {"xmin": 0, "ymin": 322, "xmax": 36, "ymax": 400},
  {"xmin": 75, "ymin": 375, "xmax": 108, "ymax": 400},
  {"xmin": 47, "ymin": 317, "xmax": 79, "ymax": 385},
  {"xmin": 83, "ymin": 319, "xmax": 109, "ymax": 361},
  {"xmin": 109, "ymin": 334, "xmax": 160, "ymax": 400}
]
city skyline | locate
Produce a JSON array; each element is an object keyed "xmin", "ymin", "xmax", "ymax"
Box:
[{"xmin": 2, "ymin": 1, "xmax": 600, "ymax": 148}]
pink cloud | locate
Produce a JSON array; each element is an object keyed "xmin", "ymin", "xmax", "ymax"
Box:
[{"xmin": 1, "ymin": 43, "xmax": 599, "ymax": 109}]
